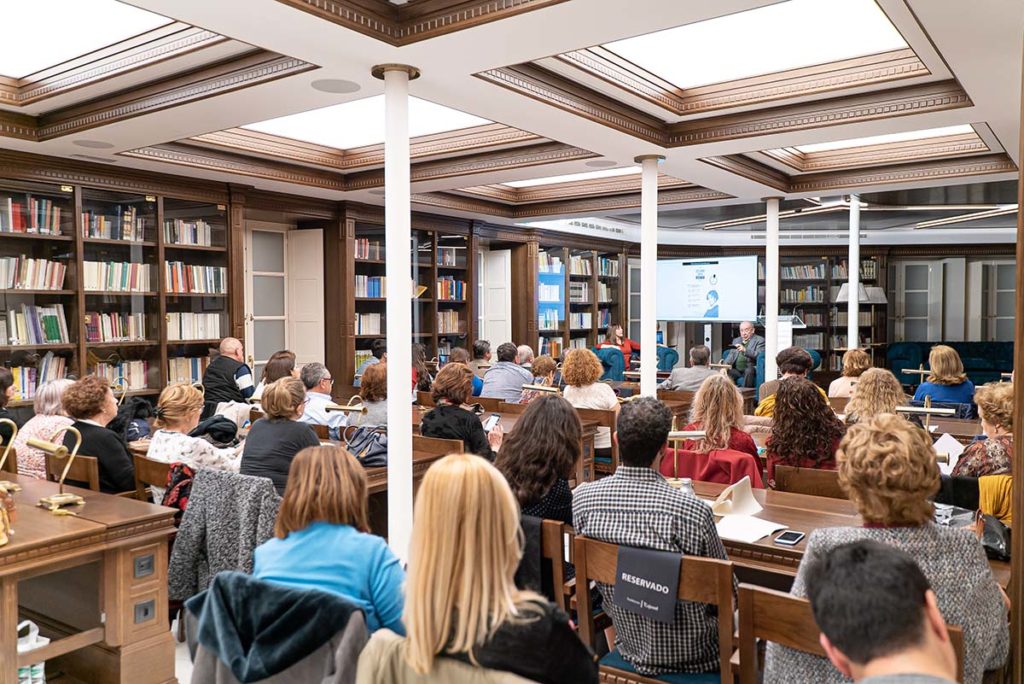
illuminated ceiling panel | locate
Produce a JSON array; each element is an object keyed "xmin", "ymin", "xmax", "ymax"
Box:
[{"xmin": 503, "ymin": 166, "xmax": 639, "ymax": 188}]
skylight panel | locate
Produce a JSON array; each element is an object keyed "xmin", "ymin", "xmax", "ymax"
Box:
[
  {"xmin": 796, "ymin": 125, "xmax": 975, "ymax": 153},
  {"xmin": 503, "ymin": 166, "xmax": 640, "ymax": 188},
  {"xmin": 243, "ymin": 96, "xmax": 490, "ymax": 150},
  {"xmin": 0, "ymin": 0, "xmax": 171, "ymax": 79},
  {"xmin": 604, "ymin": 0, "xmax": 907, "ymax": 89}
]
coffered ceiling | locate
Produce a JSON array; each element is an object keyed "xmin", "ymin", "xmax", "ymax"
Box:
[{"xmin": 0, "ymin": 0, "xmax": 1019, "ymax": 243}]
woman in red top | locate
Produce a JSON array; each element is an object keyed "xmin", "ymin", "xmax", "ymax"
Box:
[
  {"xmin": 600, "ymin": 323, "xmax": 640, "ymax": 365},
  {"xmin": 681, "ymin": 374, "xmax": 758, "ymax": 457},
  {"xmin": 765, "ymin": 376, "xmax": 846, "ymax": 486}
]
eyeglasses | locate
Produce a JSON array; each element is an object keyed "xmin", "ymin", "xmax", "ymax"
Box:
[{"xmin": 325, "ymin": 377, "xmax": 334, "ymax": 384}]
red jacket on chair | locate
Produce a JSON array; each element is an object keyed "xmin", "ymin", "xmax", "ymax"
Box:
[{"xmin": 659, "ymin": 448, "xmax": 765, "ymax": 488}]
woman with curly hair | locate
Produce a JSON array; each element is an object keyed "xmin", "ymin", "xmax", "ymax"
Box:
[
  {"xmin": 680, "ymin": 374, "xmax": 757, "ymax": 457},
  {"xmin": 562, "ymin": 348, "xmax": 619, "ymax": 462},
  {"xmin": 913, "ymin": 344, "xmax": 975, "ymax": 405},
  {"xmin": 844, "ymin": 368, "xmax": 907, "ymax": 425},
  {"xmin": 828, "ymin": 348, "xmax": 871, "ymax": 399},
  {"xmin": 765, "ymin": 376, "xmax": 845, "ymax": 485},
  {"xmin": 953, "ymin": 382, "xmax": 1013, "ymax": 477}
]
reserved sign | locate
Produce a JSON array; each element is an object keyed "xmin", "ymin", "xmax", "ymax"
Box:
[{"xmin": 614, "ymin": 546, "xmax": 682, "ymax": 623}]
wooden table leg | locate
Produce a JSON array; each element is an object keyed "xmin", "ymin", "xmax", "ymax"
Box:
[{"xmin": 0, "ymin": 577, "xmax": 17, "ymax": 683}]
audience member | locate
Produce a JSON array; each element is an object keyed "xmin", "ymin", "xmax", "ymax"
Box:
[
  {"xmin": 518, "ymin": 354, "xmax": 559, "ymax": 403},
  {"xmin": 356, "ymin": 363, "xmax": 389, "ymax": 428},
  {"xmin": 562, "ymin": 348, "xmax": 619, "ymax": 462},
  {"xmin": 254, "ymin": 445, "xmax": 404, "ymax": 634},
  {"xmin": 354, "ymin": 338, "xmax": 386, "ymax": 387},
  {"xmin": 754, "ymin": 346, "xmax": 826, "ymax": 417},
  {"xmin": 412, "ymin": 343, "xmax": 433, "ymax": 392},
  {"xmin": 829, "ymin": 348, "xmax": 871, "ymax": 399},
  {"xmin": 356, "ymin": 453, "xmax": 597, "ymax": 683},
  {"xmin": 0, "ymin": 367, "xmax": 18, "ymax": 445},
  {"xmin": 954, "ymin": 382, "xmax": 1013, "ymax": 477},
  {"xmin": 298, "ymin": 362, "xmax": 346, "ymax": 438},
  {"xmin": 251, "ymin": 349, "xmax": 297, "ymax": 401},
  {"xmin": 763, "ymin": 414, "xmax": 1008, "ymax": 684},
  {"xmin": 481, "ymin": 342, "xmax": 533, "ymax": 403},
  {"xmin": 844, "ymin": 368, "xmax": 907, "ymax": 425},
  {"xmin": 765, "ymin": 377, "xmax": 845, "ymax": 486},
  {"xmin": 202, "ymin": 337, "xmax": 255, "ymax": 405},
  {"xmin": 495, "ymin": 394, "xmax": 581, "ymax": 525},
  {"xmin": 147, "ymin": 383, "xmax": 241, "ymax": 499},
  {"xmin": 660, "ymin": 345, "xmax": 718, "ymax": 392},
  {"xmin": 806, "ymin": 540, "xmax": 959, "ymax": 684},
  {"xmin": 725, "ymin": 320, "xmax": 765, "ymax": 388},
  {"xmin": 468, "ymin": 339, "xmax": 492, "ymax": 379},
  {"xmin": 449, "ymin": 347, "xmax": 483, "ymax": 396},
  {"xmin": 240, "ymin": 377, "xmax": 319, "ymax": 495},
  {"xmin": 913, "ymin": 345, "xmax": 975, "ymax": 406},
  {"xmin": 573, "ymin": 397, "xmax": 729, "ymax": 677},
  {"xmin": 12, "ymin": 378, "xmax": 73, "ymax": 479},
  {"xmin": 517, "ymin": 344, "xmax": 535, "ymax": 368},
  {"xmin": 680, "ymin": 374, "xmax": 757, "ymax": 458},
  {"xmin": 61, "ymin": 376, "xmax": 135, "ymax": 493},
  {"xmin": 421, "ymin": 363, "xmax": 501, "ymax": 459},
  {"xmin": 599, "ymin": 323, "xmax": 640, "ymax": 368}
]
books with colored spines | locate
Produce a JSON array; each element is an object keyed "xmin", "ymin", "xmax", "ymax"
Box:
[
  {"xmin": 168, "ymin": 356, "xmax": 210, "ymax": 384},
  {"xmin": 355, "ymin": 313, "xmax": 382, "ymax": 335},
  {"xmin": 84, "ymin": 311, "xmax": 146, "ymax": 342},
  {"xmin": 0, "ymin": 256, "xmax": 67, "ymax": 290},
  {"xmin": 354, "ymin": 349, "xmax": 374, "ymax": 371},
  {"xmin": 10, "ymin": 352, "xmax": 67, "ymax": 401},
  {"xmin": 437, "ymin": 310, "xmax": 461, "ymax": 335},
  {"xmin": 92, "ymin": 360, "xmax": 148, "ymax": 390},
  {"xmin": 167, "ymin": 312, "xmax": 221, "ymax": 341},
  {"xmin": 0, "ymin": 196, "xmax": 62, "ymax": 235},
  {"xmin": 355, "ymin": 239, "xmax": 382, "ymax": 260},
  {"xmin": 164, "ymin": 263, "xmax": 227, "ymax": 294},
  {"xmin": 355, "ymin": 275, "xmax": 386, "ymax": 298},
  {"xmin": 436, "ymin": 277, "xmax": 465, "ymax": 301},
  {"xmin": 164, "ymin": 219, "xmax": 212, "ymax": 246},
  {"xmin": 82, "ymin": 261, "xmax": 151, "ymax": 292},
  {"xmin": 81, "ymin": 205, "xmax": 146, "ymax": 241},
  {"xmin": 4, "ymin": 304, "xmax": 69, "ymax": 344}
]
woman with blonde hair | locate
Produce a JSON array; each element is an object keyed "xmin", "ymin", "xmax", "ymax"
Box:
[
  {"xmin": 147, "ymin": 383, "xmax": 241, "ymax": 499},
  {"xmin": 954, "ymin": 382, "xmax": 1013, "ymax": 477},
  {"xmin": 12, "ymin": 378, "xmax": 74, "ymax": 479},
  {"xmin": 254, "ymin": 445, "xmax": 404, "ymax": 633},
  {"xmin": 764, "ymin": 414, "xmax": 1008, "ymax": 684},
  {"xmin": 680, "ymin": 374, "xmax": 757, "ymax": 458},
  {"xmin": 356, "ymin": 453, "xmax": 597, "ymax": 683},
  {"xmin": 240, "ymin": 377, "xmax": 319, "ymax": 494},
  {"xmin": 913, "ymin": 344, "xmax": 975, "ymax": 406},
  {"xmin": 828, "ymin": 348, "xmax": 871, "ymax": 399},
  {"xmin": 562, "ymin": 348, "xmax": 619, "ymax": 462},
  {"xmin": 844, "ymin": 368, "xmax": 907, "ymax": 425}
]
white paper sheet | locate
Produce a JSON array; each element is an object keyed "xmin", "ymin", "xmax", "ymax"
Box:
[
  {"xmin": 715, "ymin": 515, "xmax": 788, "ymax": 544},
  {"xmin": 711, "ymin": 476, "xmax": 762, "ymax": 516},
  {"xmin": 933, "ymin": 433, "xmax": 965, "ymax": 475}
]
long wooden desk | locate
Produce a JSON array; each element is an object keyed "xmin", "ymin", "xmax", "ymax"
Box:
[{"xmin": 0, "ymin": 474, "xmax": 177, "ymax": 683}]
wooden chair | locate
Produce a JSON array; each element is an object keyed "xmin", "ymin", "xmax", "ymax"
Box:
[
  {"xmin": 310, "ymin": 423, "xmax": 330, "ymax": 440},
  {"xmin": 658, "ymin": 389, "xmax": 696, "ymax": 404},
  {"xmin": 772, "ymin": 465, "xmax": 847, "ymax": 500},
  {"xmin": 411, "ymin": 435, "xmax": 464, "ymax": 458},
  {"xmin": 575, "ymin": 407, "xmax": 618, "ymax": 475},
  {"xmin": 540, "ymin": 520, "xmax": 571, "ymax": 613},
  {"xmin": 248, "ymin": 407, "xmax": 263, "ymax": 425},
  {"xmin": 133, "ymin": 453, "xmax": 173, "ymax": 502},
  {"xmin": 575, "ymin": 535, "xmax": 735, "ymax": 684},
  {"xmin": 498, "ymin": 401, "xmax": 527, "ymax": 415},
  {"xmin": 829, "ymin": 396, "xmax": 850, "ymax": 414},
  {"xmin": 45, "ymin": 452, "xmax": 100, "ymax": 492},
  {"xmin": 737, "ymin": 583, "xmax": 964, "ymax": 684},
  {"xmin": 0, "ymin": 447, "xmax": 17, "ymax": 474},
  {"xmin": 475, "ymin": 396, "xmax": 502, "ymax": 412},
  {"xmin": 416, "ymin": 390, "xmax": 434, "ymax": 407}
]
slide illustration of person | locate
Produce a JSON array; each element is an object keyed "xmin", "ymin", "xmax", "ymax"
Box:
[{"xmin": 704, "ymin": 290, "xmax": 719, "ymax": 318}]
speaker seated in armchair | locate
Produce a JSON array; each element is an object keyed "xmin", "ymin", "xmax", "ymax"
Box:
[
  {"xmin": 754, "ymin": 347, "xmax": 825, "ymax": 417},
  {"xmin": 721, "ymin": 320, "xmax": 765, "ymax": 388}
]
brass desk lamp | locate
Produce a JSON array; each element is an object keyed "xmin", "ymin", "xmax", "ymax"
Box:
[
  {"xmin": 0, "ymin": 418, "xmax": 21, "ymax": 493},
  {"xmin": 325, "ymin": 396, "xmax": 368, "ymax": 415},
  {"xmin": 111, "ymin": 379, "xmax": 128, "ymax": 407},
  {"xmin": 30, "ymin": 426, "xmax": 86, "ymax": 511}
]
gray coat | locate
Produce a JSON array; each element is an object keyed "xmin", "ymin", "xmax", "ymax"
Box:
[
  {"xmin": 480, "ymin": 362, "xmax": 534, "ymax": 403},
  {"xmin": 724, "ymin": 333, "xmax": 765, "ymax": 366},
  {"xmin": 659, "ymin": 365, "xmax": 720, "ymax": 392}
]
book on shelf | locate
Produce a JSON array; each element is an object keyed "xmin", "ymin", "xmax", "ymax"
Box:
[
  {"xmin": 354, "ymin": 349, "xmax": 374, "ymax": 371},
  {"xmin": 355, "ymin": 275, "xmax": 386, "ymax": 298},
  {"xmin": 168, "ymin": 356, "xmax": 210, "ymax": 385},
  {"xmin": 780, "ymin": 286, "xmax": 826, "ymax": 304},
  {"xmin": 10, "ymin": 352, "xmax": 67, "ymax": 401},
  {"xmin": 569, "ymin": 337, "xmax": 589, "ymax": 350},
  {"xmin": 539, "ymin": 337, "xmax": 563, "ymax": 358},
  {"xmin": 436, "ymin": 276, "xmax": 466, "ymax": 301},
  {"xmin": 834, "ymin": 311, "xmax": 873, "ymax": 326},
  {"xmin": 538, "ymin": 310, "xmax": 561, "ymax": 331},
  {"xmin": 538, "ymin": 252, "xmax": 563, "ymax": 274},
  {"xmin": 597, "ymin": 282, "xmax": 614, "ymax": 302},
  {"xmin": 165, "ymin": 262, "xmax": 227, "ymax": 294},
  {"xmin": 84, "ymin": 311, "xmax": 146, "ymax": 343},
  {"xmin": 570, "ymin": 312, "xmax": 593, "ymax": 329},
  {"xmin": 83, "ymin": 261, "xmax": 150, "ymax": 292},
  {"xmin": 4, "ymin": 304, "xmax": 69, "ymax": 345},
  {"xmin": 538, "ymin": 284, "xmax": 561, "ymax": 303},
  {"xmin": 167, "ymin": 312, "xmax": 221, "ymax": 341},
  {"xmin": 831, "ymin": 259, "xmax": 878, "ymax": 280},
  {"xmin": 81, "ymin": 205, "xmax": 146, "ymax": 241},
  {"xmin": 164, "ymin": 218, "xmax": 213, "ymax": 246},
  {"xmin": 569, "ymin": 254, "xmax": 593, "ymax": 276},
  {"xmin": 569, "ymin": 282, "xmax": 592, "ymax": 303},
  {"xmin": 356, "ymin": 312, "xmax": 382, "ymax": 335},
  {"xmin": 597, "ymin": 257, "xmax": 619, "ymax": 277},
  {"xmin": 598, "ymin": 308, "xmax": 611, "ymax": 328},
  {"xmin": 355, "ymin": 239, "xmax": 382, "ymax": 260},
  {"xmin": 92, "ymin": 360, "xmax": 148, "ymax": 391},
  {"xmin": 438, "ymin": 310, "xmax": 461, "ymax": 335},
  {"xmin": 436, "ymin": 246, "xmax": 463, "ymax": 267},
  {"xmin": 414, "ymin": 284, "xmax": 429, "ymax": 299},
  {"xmin": 793, "ymin": 333, "xmax": 824, "ymax": 349},
  {"xmin": 0, "ymin": 196, "xmax": 62, "ymax": 235},
  {"xmin": 0, "ymin": 256, "xmax": 67, "ymax": 290},
  {"xmin": 780, "ymin": 264, "xmax": 826, "ymax": 280}
]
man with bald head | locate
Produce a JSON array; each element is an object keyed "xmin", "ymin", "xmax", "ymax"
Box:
[
  {"xmin": 725, "ymin": 321, "xmax": 764, "ymax": 388},
  {"xmin": 202, "ymin": 336, "xmax": 256, "ymax": 406}
]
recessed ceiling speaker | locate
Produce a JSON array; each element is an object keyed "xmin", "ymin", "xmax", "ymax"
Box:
[
  {"xmin": 73, "ymin": 140, "xmax": 114, "ymax": 149},
  {"xmin": 311, "ymin": 79, "xmax": 361, "ymax": 94},
  {"xmin": 585, "ymin": 160, "xmax": 618, "ymax": 168}
]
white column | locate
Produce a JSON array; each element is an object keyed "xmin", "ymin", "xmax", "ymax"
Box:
[
  {"xmin": 636, "ymin": 155, "xmax": 664, "ymax": 396},
  {"xmin": 847, "ymin": 194, "xmax": 861, "ymax": 354},
  {"xmin": 374, "ymin": 63, "xmax": 419, "ymax": 561},
  {"xmin": 764, "ymin": 198, "xmax": 781, "ymax": 381}
]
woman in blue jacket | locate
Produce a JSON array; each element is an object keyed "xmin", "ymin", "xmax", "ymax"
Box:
[{"xmin": 913, "ymin": 345, "xmax": 975, "ymax": 406}]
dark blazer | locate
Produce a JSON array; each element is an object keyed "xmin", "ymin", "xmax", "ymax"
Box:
[
  {"xmin": 64, "ymin": 420, "xmax": 136, "ymax": 493},
  {"xmin": 419, "ymin": 404, "xmax": 493, "ymax": 460},
  {"xmin": 725, "ymin": 333, "xmax": 765, "ymax": 365},
  {"xmin": 240, "ymin": 418, "xmax": 319, "ymax": 495}
]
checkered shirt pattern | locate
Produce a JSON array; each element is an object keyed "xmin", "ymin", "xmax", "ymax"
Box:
[{"xmin": 573, "ymin": 466, "xmax": 728, "ymax": 676}]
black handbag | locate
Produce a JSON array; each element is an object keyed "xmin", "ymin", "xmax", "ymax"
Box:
[
  {"xmin": 980, "ymin": 513, "xmax": 1011, "ymax": 562},
  {"xmin": 344, "ymin": 426, "xmax": 388, "ymax": 468}
]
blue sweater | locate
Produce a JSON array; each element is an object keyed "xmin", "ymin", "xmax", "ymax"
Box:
[
  {"xmin": 254, "ymin": 522, "xmax": 405, "ymax": 634},
  {"xmin": 913, "ymin": 380, "xmax": 975, "ymax": 405}
]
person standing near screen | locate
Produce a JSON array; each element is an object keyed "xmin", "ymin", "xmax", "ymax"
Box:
[{"xmin": 725, "ymin": 320, "xmax": 764, "ymax": 388}]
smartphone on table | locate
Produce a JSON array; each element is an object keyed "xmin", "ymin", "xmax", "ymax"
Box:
[{"xmin": 773, "ymin": 530, "xmax": 805, "ymax": 546}]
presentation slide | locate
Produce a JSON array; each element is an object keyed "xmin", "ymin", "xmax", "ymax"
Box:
[{"xmin": 656, "ymin": 256, "xmax": 758, "ymax": 322}]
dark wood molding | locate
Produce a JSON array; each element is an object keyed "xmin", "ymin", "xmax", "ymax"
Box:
[
  {"xmin": 789, "ymin": 153, "xmax": 1016, "ymax": 193},
  {"xmin": 246, "ymin": 189, "xmax": 340, "ymax": 218},
  {"xmin": 227, "ymin": 184, "xmax": 247, "ymax": 339},
  {"xmin": 0, "ymin": 110, "xmax": 37, "ymax": 141},
  {"xmin": 456, "ymin": 173, "xmax": 689, "ymax": 204},
  {"xmin": 761, "ymin": 131, "xmax": 991, "ymax": 173},
  {"xmin": 701, "ymin": 155, "xmax": 790, "ymax": 193}
]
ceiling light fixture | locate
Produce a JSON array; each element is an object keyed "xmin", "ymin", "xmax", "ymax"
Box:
[
  {"xmin": 311, "ymin": 79, "xmax": 361, "ymax": 94},
  {"xmin": 504, "ymin": 166, "xmax": 640, "ymax": 189},
  {"xmin": 914, "ymin": 205, "xmax": 1018, "ymax": 229},
  {"xmin": 585, "ymin": 160, "xmax": 618, "ymax": 168},
  {"xmin": 703, "ymin": 203, "xmax": 847, "ymax": 230},
  {"xmin": 796, "ymin": 125, "xmax": 976, "ymax": 154},
  {"xmin": 72, "ymin": 140, "xmax": 115, "ymax": 149}
]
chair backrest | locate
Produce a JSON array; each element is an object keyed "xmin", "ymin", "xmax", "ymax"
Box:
[
  {"xmin": 46, "ymin": 452, "xmax": 100, "ymax": 492},
  {"xmin": 737, "ymin": 583, "xmax": 964, "ymax": 684},
  {"xmin": 310, "ymin": 423, "xmax": 330, "ymax": 440},
  {"xmin": 133, "ymin": 453, "xmax": 172, "ymax": 501},
  {"xmin": 411, "ymin": 434, "xmax": 463, "ymax": 457},
  {"xmin": 657, "ymin": 389, "xmax": 695, "ymax": 404},
  {"xmin": 248, "ymin": 407, "xmax": 263, "ymax": 425},
  {"xmin": 475, "ymin": 396, "xmax": 502, "ymax": 412},
  {"xmin": 574, "ymin": 535, "xmax": 734, "ymax": 684},
  {"xmin": 773, "ymin": 465, "xmax": 847, "ymax": 500},
  {"xmin": 0, "ymin": 447, "xmax": 17, "ymax": 474},
  {"xmin": 498, "ymin": 401, "xmax": 528, "ymax": 415},
  {"xmin": 829, "ymin": 396, "xmax": 850, "ymax": 414},
  {"xmin": 574, "ymin": 406, "xmax": 618, "ymax": 468},
  {"xmin": 416, "ymin": 390, "xmax": 434, "ymax": 407},
  {"xmin": 541, "ymin": 520, "xmax": 569, "ymax": 612}
]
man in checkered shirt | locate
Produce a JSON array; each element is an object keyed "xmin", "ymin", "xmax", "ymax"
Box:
[{"xmin": 573, "ymin": 397, "xmax": 731, "ymax": 677}]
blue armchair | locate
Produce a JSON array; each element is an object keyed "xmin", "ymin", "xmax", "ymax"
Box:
[{"xmin": 592, "ymin": 347, "xmax": 626, "ymax": 381}]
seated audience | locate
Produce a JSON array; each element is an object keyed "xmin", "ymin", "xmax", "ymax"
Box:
[
  {"xmin": 763, "ymin": 414, "xmax": 1009, "ymax": 684},
  {"xmin": 354, "ymin": 338, "xmax": 386, "ymax": 387},
  {"xmin": 202, "ymin": 336, "xmax": 255, "ymax": 405},
  {"xmin": 251, "ymin": 349, "xmax": 297, "ymax": 401},
  {"xmin": 725, "ymin": 320, "xmax": 764, "ymax": 388},
  {"xmin": 765, "ymin": 377, "xmax": 845, "ymax": 486},
  {"xmin": 680, "ymin": 374, "xmax": 757, "ymax": 458},
  {"xmin": 61, "ymin": 376, "xmax": 135, "ymax": 493},
  {"xmin": 355, "ymin": 363, "xmax": 388, "ymax": 428},
  {"xmin": 412, "ymin": 343, "xmax": 433, "ymax": 392},
  {"xmin": 913, "ymin": 345, "xmax": 975, "ymax": 406},
  {"xmin": 147, "ymin": 383, "xmax": 241, "ymax": 499},
  {"xmin": 954, "ymin": 382, "xmax": 1013, "ymax": 477},
  {"xmin": 755, "ymin": 346, "xmax": 827, "ymax": 417},
  {"xmin": 0, "ymin": 367, "xmax": 18, "ymax": 445},
  {"xmin": 517, "ymin": 344, "xmax": 535, "ymax": 369},
  {"xmin": 829, "ymin": 348, "xmax": 871, "ymax": 399},
  {"xmin": 448, "ymin": 347, "xmax": 482, "ymax": 396},
  {"xmin": 421, "ymin": 363, "xmax": 501, "ymax": 459},
  {"xmin": 660, "ymin": 345, "xmax": 719, "ymax": 392},
  {"xmin": 254, "ymin": 445, "xmax": 404, "ymax": 634},
  {"xmin": 468, "ymin": 339, "xmax": 491, "ymax": 379},
  {"xmin": 481, "ymin": 342, "xmax": 533, "ymax": 403},
  {"xmin": 573, "ymin": 397, "xmax": 729, "ymax": 677},
  {"xmin": 13, "ymin": 378, "xmax": 73, "ymax": 479},
  {"xmin": 240, "ymin": 377, "xmax": 319, "ymax": 495},
  {"xmin": 356, "ymin": 453, "xmax": 597, "ymax": 683},
  {"xmin": 844, "ymin": 368, "xmax": 907, "ymax": 425},
  {"xmin": 562, "ymin": 348, "xmax": 619, "ymax": 462},
  {"xmin": 495, "ymin": 394, "xmax": 581, "ymax": 525},
  {"xmin": 298, "ymin": 362, "xmax": 346, "ymax": 438},
  {"xmin": 599, "ymin": 323, "xmax": 640, "ymax": 368},
  {"xmin": 518, "ymin": 354, "xmax": 559, "ymax": 403},
  {"xmin": 806, "ymin": 540, "xmax": 959, "ymax": 684}
]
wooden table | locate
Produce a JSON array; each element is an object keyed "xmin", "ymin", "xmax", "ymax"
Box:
[
  {"xmin": 0, "ymin": 474, "xmax": 176, "ymax": 683},
  {"xmin": 928, "ymin": 417, "xmax": 983, "ymax": 444}
]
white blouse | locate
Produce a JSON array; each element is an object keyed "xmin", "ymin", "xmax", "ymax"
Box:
[{"xmin": 146, "ymin": 429, "xmax": 240, "ymax": 500}]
